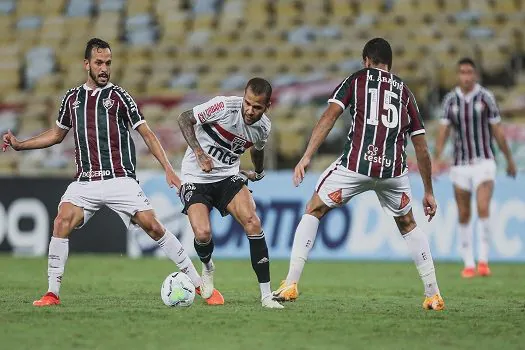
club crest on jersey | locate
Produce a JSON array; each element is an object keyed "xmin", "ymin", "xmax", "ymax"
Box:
[
  {"xmin": 231, "ymin": 136, "xmax": 247, "ymax": 153},
  {"xmin": 103, "ymin": 98, "xmax": 114, "ymax": 109}
]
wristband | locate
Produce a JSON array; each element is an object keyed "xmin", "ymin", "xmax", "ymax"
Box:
[{"xmin": 254, "ymin": 170, "xmax": 265, "ymax": 181}]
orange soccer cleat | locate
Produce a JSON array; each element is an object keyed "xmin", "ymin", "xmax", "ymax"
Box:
[
  {"xmin": 196, "ymin": 287, "xmax": 224, "ymax": 305},
  {"xmin": 461, "ymin": 267, "xmax": 476, "ymax": 278},
  {"xmin": 272, "ymin": 280, "xmax": 299, "ymax": 302},
  {"xmin": 477, "ymin": 262, "xmax": 491, "ymax": 277},
  {"xmin": 33, "ymin": 292, "xmax": 60, "ymax": 307},
  {"xmin": 422, "ymin": 294, "xmax": 445, "ymax": 311}
]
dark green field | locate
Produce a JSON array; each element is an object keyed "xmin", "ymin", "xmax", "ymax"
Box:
[{"xmin": 1, "ymin": 255, "xmax": 524, "ymax": 350}]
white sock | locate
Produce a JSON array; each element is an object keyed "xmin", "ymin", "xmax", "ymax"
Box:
[
  {"xmin": 157, "ymin": 230, "xmax": 202, "ymax": 288},
  {"xmin": 260, "ymin": 282, "xmax": 271, "ymax": 300},
  {"xmin": 203, "ymin": 259, "xmax": 215, "ymax": 272},
  {"xmin": 285, "ymin": 214, "xmax": 320, "ymax": 285},
  {"xmin": 458, "ymin": 222, "xmax": 475, "ymax": 268},
  {"xmin": 47, "ymin": 237, "xmax": 69, "ymax": 297},
  {"xmin": 403, "ymin": 226, "xmax": 440, "ymax": 297},
  {"xmin": 478, "ymin": 218, "xmax": 491, "ymax": 263}
]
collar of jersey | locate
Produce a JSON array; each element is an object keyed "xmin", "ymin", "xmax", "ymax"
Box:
[
  {"xmin": 82, "ymin": 82, "xmax": 114, "ymax": 93},
  {"xmin": 455, "ymin": 83, "xmax": 481, "ymax": 102}
]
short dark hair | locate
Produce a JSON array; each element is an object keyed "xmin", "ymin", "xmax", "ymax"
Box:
[
  {"xmin": 85, "ymin": 38, "xmax": 111, "ymax": 60},
  {"xmin": 458, "ymin": 57, "xmax": 476, "ymax": 69},
  {"xmin": 362, "ymin": 38, "xmax": 393, "ymax": 70},
  {"xmin": 245, "ymin": 77, "xmax": 272, "ymax": 104}
]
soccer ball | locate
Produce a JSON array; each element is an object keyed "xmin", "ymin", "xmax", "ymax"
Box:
[{"xmin": 160, "ymin": 272, "xmax": 196, "ymax": 307}]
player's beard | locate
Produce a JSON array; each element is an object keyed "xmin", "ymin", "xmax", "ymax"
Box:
[{"xmin": 89, "ymin": 67, "xmax": 109, "ymax": 87}]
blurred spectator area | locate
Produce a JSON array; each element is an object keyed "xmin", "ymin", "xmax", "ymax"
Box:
[{"xmin": 1, "ymin": 0, "xmax": 525, "ymax": 175}]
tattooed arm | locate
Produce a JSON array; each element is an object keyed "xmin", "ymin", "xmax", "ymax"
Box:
[{"xmin": 178, "ymin": 109, "xmax": 214, "ymax": 173}]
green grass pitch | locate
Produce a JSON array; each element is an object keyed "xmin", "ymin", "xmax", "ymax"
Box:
[{"xmin": 1, "ymin": 255, "xmax": 524, "ymax": 350}]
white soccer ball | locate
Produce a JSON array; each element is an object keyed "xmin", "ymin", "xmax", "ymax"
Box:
[{"xmin": 160, "ymin": 272, "xmax": 196, "ymax": 307}]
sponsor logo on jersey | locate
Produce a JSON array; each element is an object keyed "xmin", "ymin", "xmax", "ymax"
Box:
[
  {"xmin": 207, "ymin": 145, "xmax": 238, "ymax": 165},
  {"xmin": 72, "ymin": 100, "xmax": 81, "ymax": 109},
  {"xmin": 80, "ymin": 170, "xmax": 111, "ymax": 178},
  {"xmin": 197, "ymin": 102, "xmax": 225, "ymax": 123},
  {"xmin": 103, "ymin": 98, "xmax": 114, "ymax": 109},
  {"xmin": 363, "ymin": 145, "xmax": 392, "ymax": 168}
]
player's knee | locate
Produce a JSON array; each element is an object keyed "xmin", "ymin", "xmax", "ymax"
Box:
[
  {"xmin": 53, "ymin": 215, "xmax": 73, "ymax": 238},
  {"xmin": 194, "ymin": 225, "xmax": 212, "ymax": 242},
  {"xmin": 458, "ymin": 210, "xmax": 471, "ymax": 224},
  {"xmin": 396, "ymin": 214, "xmax": 416, "ymax": 234},
  {"xmin": 147, "ymin": 220, "xmax": 165, "ymax": 240},
  {"xmin": 305, "ymin": 201, "xmax": 328, "ymax": 219},
  {"xmin": 242, "ymin": 214, "xmax": 262, "ymax": 235},
  {"xmin": 477, "ymin": 205, "xmax": 490, "ymax": 218}
]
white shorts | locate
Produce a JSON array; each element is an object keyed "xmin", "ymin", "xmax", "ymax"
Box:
[
  {"xmin": 449, "ymin": 159, "xmax": 496, "ymax": 192},
  {"xmin": 60, "ymin": 177, "xmax": 153, "ymax": 229},
  {"xmin": 315, "ymin": 162, "xmax": 413, "ymax": 217}
]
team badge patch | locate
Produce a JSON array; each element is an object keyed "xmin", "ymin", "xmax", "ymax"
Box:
[
  {"xmin": 103, "ymin": 98, "xmax": 114, "ymax": 109},
  {"xmin": 399, "ymin": 192, "xmax": 410, "ymax": 209},
  {"xmin": 328, "ymin": 189, "xmax": 343, "ymax": 205},
  {"xmin": 231, "ymin": 136, "xmax": 247, "ymax": 153}
]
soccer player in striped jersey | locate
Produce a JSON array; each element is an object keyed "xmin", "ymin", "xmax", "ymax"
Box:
[
  {"xmin": 273, "ymin": 38, "xmax": 444, "ymax": 310},
  {"xmin": 2, "ymin": 38, "xmax": 216, "ymax": 306},
  {"xmin": 434, "ymin": 58, "xmax": 516, "ymax": 278}
]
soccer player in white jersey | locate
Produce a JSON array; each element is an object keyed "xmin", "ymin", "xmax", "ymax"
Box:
[
  {"xmin": 434, "ymin": 58, "xmax": 516, "ymax": 278},
  {"xmin": 177, "ymin": 78, "xmax": 283, "ymax": 309},
  {"xmin": 2, "ymin": 38, "xmax": 213, "ymax": 306},
  {"xmin": 273, "ymin": 38, "xmax": 444, "ymax": 310}
]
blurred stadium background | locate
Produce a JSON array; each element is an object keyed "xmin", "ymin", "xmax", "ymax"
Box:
[
  {"xmin": 0, "ymin": 0, "xmax": 525, "ymax": 260},
  {"xmin": 0, "ymin": 0, "xmax": 525, "ymax": 175}
]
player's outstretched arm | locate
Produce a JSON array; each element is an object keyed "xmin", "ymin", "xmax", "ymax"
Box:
[
  {"xmin": 2, "ymin": 124, "xmax": 68, "ymax": 152},
  {"xmin": 293, "ymin": 103, "xmax": 342, "ymax": 186},
  {"xmin": 136, "ymin": 122, "xmax": 181, "ymax": 189},
  {"xmin": 178, "ymin": 110, "xmax": 213, "ymax": 172},
  {"xmin": 412, "ymin": 134, "xmax": 437, "ymax": 221},
  {"xmin": 490, "ymin": 122, "xmax": 517, "ymax": 177}
]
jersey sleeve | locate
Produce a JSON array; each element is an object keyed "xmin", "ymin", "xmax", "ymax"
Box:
[
  {"xmin": 115, "ymin": 86, "xmax": 145, "ymax": 129},
  {"xmin": 193, "ymin": 96, "xmax": 228, "ymax": 125},
  {"xmin": 55, "ymin": 89, "xmax": 75, "ymax": 130},
  {"xmin": 327, "ymin": 75, "xmax": 354, "ymax": 110},
  {"xmin": 407, "ymin": 89, "xmax": 425, "ymax": 137},
  {"xmin": 484, "ymin": 90, "xmax": 502, "ymax": 124},
  {"xmin": 254, "ymin": 117, "xmax": 271, "ymax": 150},
  {"xmin": 440, "ymin": 92, "xmax": 455, "ymax": 125}
]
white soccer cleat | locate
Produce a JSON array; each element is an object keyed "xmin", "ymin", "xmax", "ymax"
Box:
[
  {"xmin": 262, "ymin": 295, "xmax": 284, "ymax": 309},
  {"xmin": 201, "ymin": 262, "xmax": 215, "ymax": 299}
]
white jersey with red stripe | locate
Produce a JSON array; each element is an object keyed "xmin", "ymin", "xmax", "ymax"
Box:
[{"xmin": 181, "ymin": 96, "xmax": 271, "ymax": 184}]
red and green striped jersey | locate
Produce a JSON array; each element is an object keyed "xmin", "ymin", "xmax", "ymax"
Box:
[
  {"xmin": 440, "ymin": 84, "xmax": 500, "ymax": 166},
  {"xmin": 329, "ymin": 68, "xmax": 425, "ymax": 178},
  {"xmin": 56, "ymin": 83, "xmax": 145, "ymax": 182}
]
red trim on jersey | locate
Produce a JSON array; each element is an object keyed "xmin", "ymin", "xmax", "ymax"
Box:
[
  {"xmin": 212, "ymin": 123, "xmax": 254, "ymax": 149},
  {"xmin": 86, "ymin": 92, "xmax": 102, "ymax": 180}
]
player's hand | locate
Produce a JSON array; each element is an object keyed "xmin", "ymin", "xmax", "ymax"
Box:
[
  {"xmin": 422, "ymin": 192, "xmax": 437, "ymax": 222},
  {"xmin": 293, "ymin": 156, "xmax": 311, "ymax": 187},
  {"xmin": 240, "ymin": 169, "xmax": 265, "ymax": 182},
  {"xmin": 196, "ymin": 150, "xmax": 214, "ymax": 173},
  {"xmin": 165, "ymin": 167, "xmax": 181, "ymax": 191},
  {"xmin": 2, "ymin": 130, "xmax": 20, "ymax": 151},
  {"xmin": 507, "ymin": 159, "xmax": 517, "ymax": 178}
]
